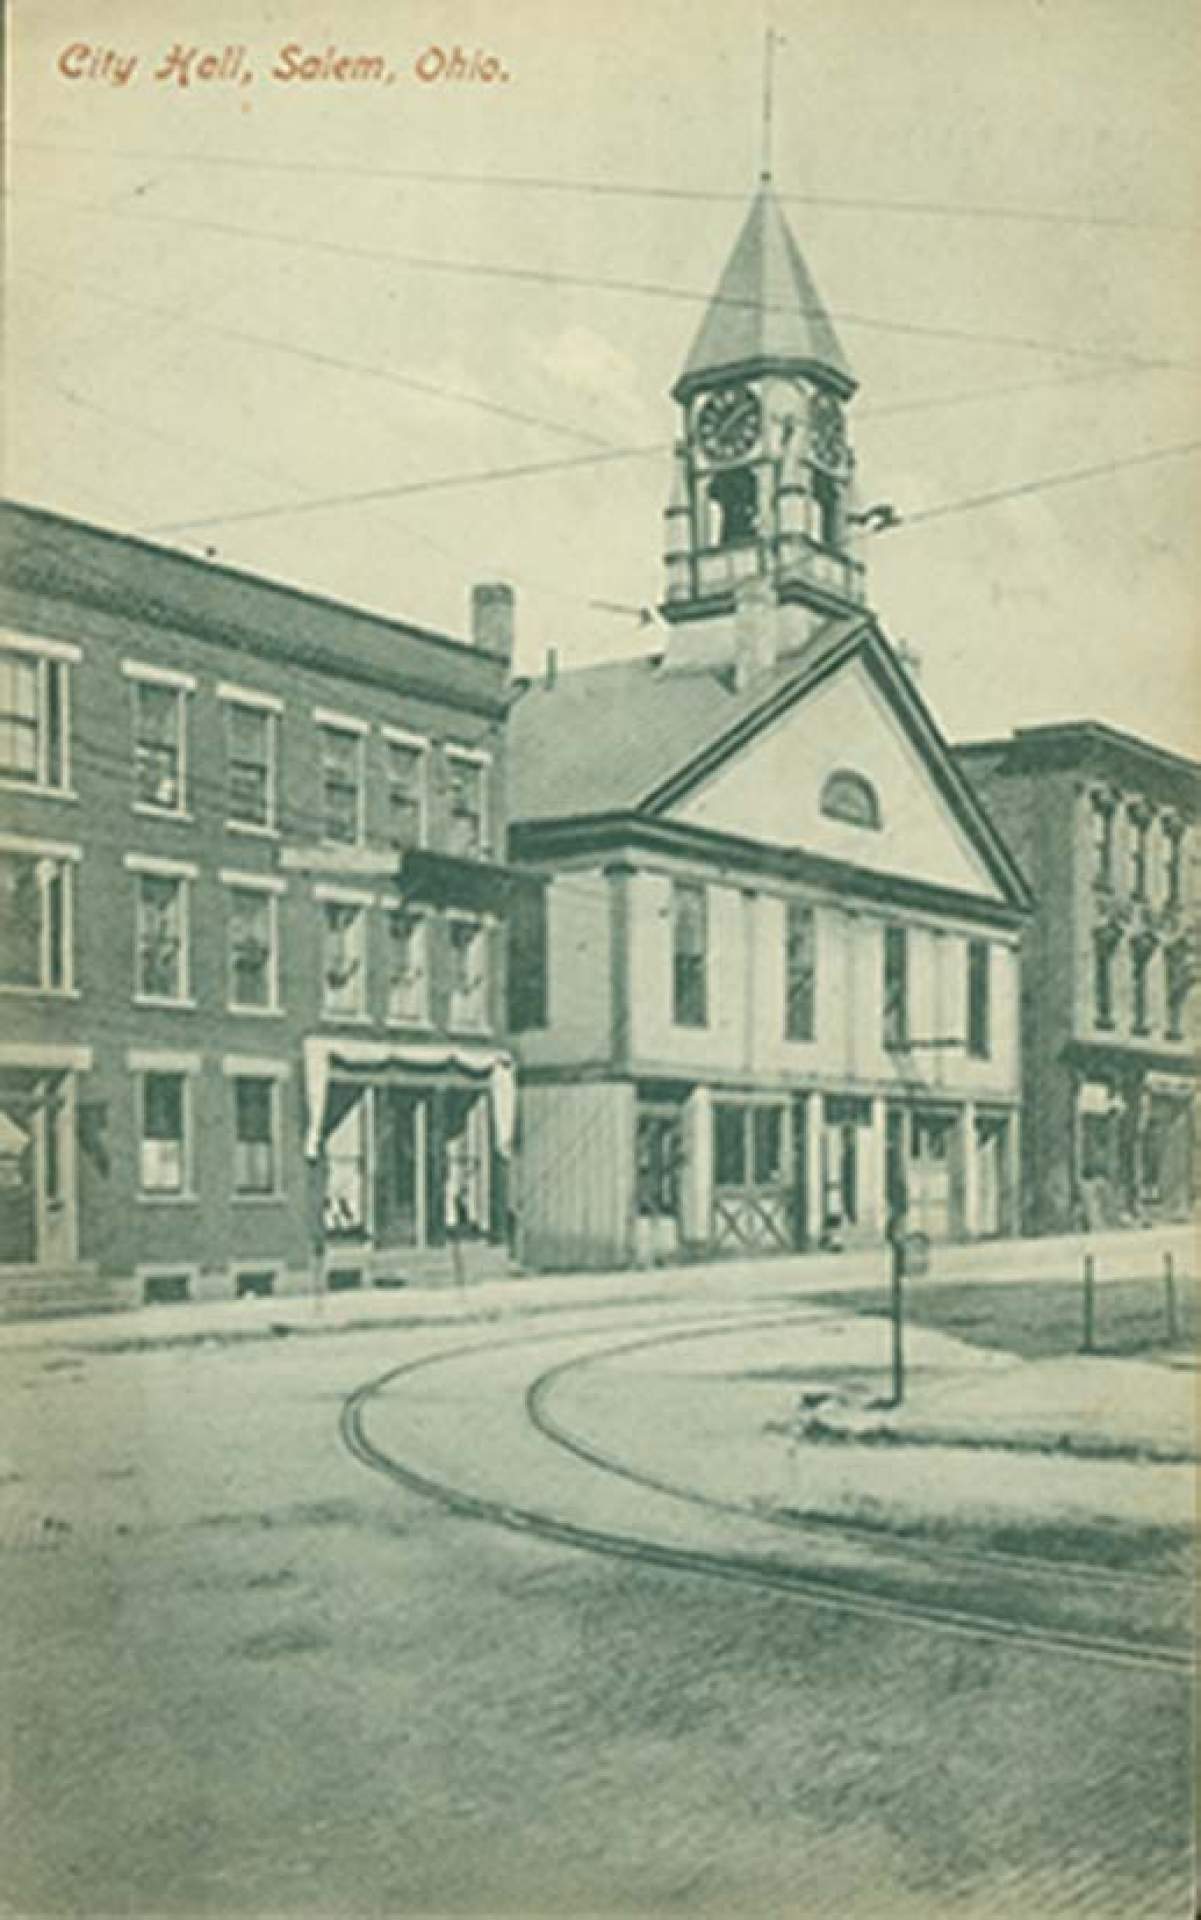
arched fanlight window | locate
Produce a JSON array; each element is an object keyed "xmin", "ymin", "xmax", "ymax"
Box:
[{"xmin": 821, "ymin": 769, "xmax": 881, "ymax": 830}]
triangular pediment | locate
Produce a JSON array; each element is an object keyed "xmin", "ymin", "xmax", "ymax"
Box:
[{"xmin": 667, "ymin": 649, "xmax": 1016, "ymax": 903}]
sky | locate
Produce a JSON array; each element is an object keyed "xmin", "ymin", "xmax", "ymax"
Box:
[{"xmin": 7, "ymin": 0, "xmax": 1201, "ymax": 755}]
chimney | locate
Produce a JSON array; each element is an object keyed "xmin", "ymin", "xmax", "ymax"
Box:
[
  {"xmin": 471, "ymin": 582, "xmax": 514, "ymax": 658},
  {"xmin": 732, "ymin": 574, "xmax": 777, "ymax": 691}
]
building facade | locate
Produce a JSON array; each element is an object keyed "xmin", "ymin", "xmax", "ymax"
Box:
[
  {"xmin": 956, "ymin": 724, "xmax": 1200, "ymax": 1234},
  {"xmin": 0, "ymin": 501, "xmax": 517, "ymax": 1310},
  {"xmin": 506, "ymin": 187, "xmax": 1030, "ymax": 1271}
]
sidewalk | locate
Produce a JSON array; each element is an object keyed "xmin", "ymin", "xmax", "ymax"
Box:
[{"xmin": 0, "ymin": 1220, "xmax": 1193, "ymax": 1355}]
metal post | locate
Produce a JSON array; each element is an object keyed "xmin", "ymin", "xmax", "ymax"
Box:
[
  {"xmin": 1163, "ymin": 1251, "xmax": 1180, "ymax": 1346},
  {"xmin": 890, "ymin": 1233, "xmax": 906, "ymax": 1406},
  {"xmin": 1081, "ymin": 1252, "xmax": 1096, "ymax": 1353}
]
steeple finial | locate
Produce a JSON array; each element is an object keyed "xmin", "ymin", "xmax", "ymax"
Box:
[{"xmin": 760, "ymin": 25, "xmax": 779, "ymax": 186}]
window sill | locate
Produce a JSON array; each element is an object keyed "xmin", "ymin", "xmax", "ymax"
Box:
[
  {"xmin": 385, "ymin": 1014, "xmax": 433, "ymax": 1030},
  {"xmin": 232, "ymin": 1191, "xmax": 287, "ymax": 1204},
  {"xmin": 0, "ymin": 984, "xmax": 80, "ymax": 999},
  {"xmin": 226, "ymin": 820, "xmax": 280, "ymax": 840},
  {"xmin": 0, "ymin": 779, "xmax": 77, "ymax": 803},
  {"xmin": 320, "ymin": 1010, "xmax": 373, "ymax": 1026},
  {"xmin": 228, "ymin": 1004, "xmax": 285, "ymax": 1018},
  {"xmin": 137, "ymin": 1192, "xmax": 198, "ymax": 1206},
  {"xmin": 134, "ymin": 996, "xmax": 197, "ymax": 1011},
  {"xmin": 134, "ymin": 803, "xmax": 193, "ymax": 823},
  {"xmin": 447, "ymin": 1020, "xmax": 492, "ymax": 1039}
]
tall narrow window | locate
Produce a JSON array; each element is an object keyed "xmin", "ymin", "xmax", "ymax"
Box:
[
  {"xmin": 386, "ymin": 908, "xmax": 428, "ymax": 1024},
  {"xmin": 0, "ymin": 849, "xmax": 73, "ymax": 991},
  {"xmin": 386, "ymin": 736, "xmax": 426, "ymax": 850},
  {"xmin": 1131, "ymin": 937, "xmax": 1154, "ymax": 1035},
  {"xmin": 966, "ymin": 939, "xmax": 991, "ymax": 1058},
  {"xmin": 136, "ymin": 873, "xmax": 188, "ymax": 1003},
  {"xmin": 225, "ymin": 702, "xmax": 276, "ymax": 830},
  {"xmin": 1165, "ymin": 942, "xmax": 1190, "ymax": 1040},
  {"xmin": 140, "ymin": 1073, "xmax": 187, "ymax": 1195},
  {"xmin": 228, "ymin": 887, "xmax": 278, "ymax": 1011},
  {"xmin": 446, "ymin": 752, "xmax": 487, "ymax": 858},
  {"xmin": 671, "ymin": 881, "xmax": 708, "ymax": 1028},
  {"xmin": 1094, "ymin": 930, "xmax": 1118, "ymax": 1030},
  {"xmin": 233, "ymin": 1077, "xmax": 278, "ymax": 1196},
  {"xmin": 321, "ymin": 901, "xmax": 366, "ymax": 1017},
  {"xmin": 319, "ymin": 724, "xmax": 363, "ymax": 845},
  {"xmin": 1091, "ymin": 793, "xmax": 1115, "ymax": 889},
  {"xmin": 1163, "ymin": 819, "xmax": 1184, "ymax": 910},
  {"xmin": 883, "ymin": 924, "xmax": 908, "ymax": 1050},
  {"xmin": 508, "ymin": 882, "xmax": 548, "ymax": 1032},
  {"xmin": 132, "ymin": 681, "xmax": 187, "ymax": 813},
  {"xmin": 812, "ymin": 469, "xmax": 843, "ymax": 550},
  {"xmin": 784, "ymin": 901, "xmax": 816, "ymax": 1041},
  {"xmin": 448, "ymin": 918, "xmax": 489, "ymax": 1030},
  {"xmin": 0, "ymin": 649, "xmax": 70, "ymax": 791},
  {"xmin": 1129, "ymin": 805, "xmax": 1152, "ymax": 901}
]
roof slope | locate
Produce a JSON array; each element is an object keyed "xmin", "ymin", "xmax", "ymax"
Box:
[
  {"xmin": 676, "ymin": 188, "xmax": 855, "ymax": 397},
  {"xmin": 508, "ymin": 617, "xmax": 863, "ymax": 822}
]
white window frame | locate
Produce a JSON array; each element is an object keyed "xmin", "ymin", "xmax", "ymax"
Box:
[
  {"xmin": 123, "ymin": 661, "xmax": 194, "ymax": 819},
  {"xmin": 446, "ymin": 910, "xmax": 492, "ymax": 1033},
  {"xmin": 444, "ymin": 744, "xmax": 491, "ymax": 859},
  {"xmin": 382, "ymin": 724, "xmax": 430, "ymax": 851},
  {"xmin": 219, "ymin": 869, "xmax": 285, "ymax": 1015},
  {"xmin": 125, "ymin": 853, "xmax": 197, "ymax": 1008},
  {"xmin": 218, "ymin": 684, "xmax": 282, "ymax": 837},
  {"xmin": 315, "ymin": 710, "xmax": 368, "ymax": 847},
  {"xmin": 0, "ymin": 633, "xmax": 78, "ymax": 798},
  {"xmin": 0, "ymin": 832, "xmax": 80, "ymax": 996},
  {"xmin": 129, "ymin": 1052, "xmax": 200, "ymax": 1202},
  {"xmin": 381, "ymin": 897, "xmax": 430, "ymax": 1026},
  {"xmin": 317, "ymin": 885, "xmax": 373, "ymax": 1020},
  {"xmin": 229, "ymin": 1073, "xmax": 284, "ymax": 1201}
]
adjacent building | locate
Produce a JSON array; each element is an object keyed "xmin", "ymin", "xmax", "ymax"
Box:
[
  {"xmin": 0, "ymin": 501, "xmax": 518, "ymax": 1311},
  {"xmin": 506, "ymin": 187, "xmax": 1031, "ymax": 1270},
  {"xmin": 956, "ymin": 723, "xmax": 1200, "ymax": 1233}
]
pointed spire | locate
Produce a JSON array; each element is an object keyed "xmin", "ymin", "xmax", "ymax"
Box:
[{"xmin": 674, "ymin": 187, "xmax": 856, "ymax": 400}]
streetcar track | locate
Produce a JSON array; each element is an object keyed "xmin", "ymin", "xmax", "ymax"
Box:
[
  {"xmin": 526, "ymin": 1318, "xmax": 1193, "ymax": 1595},
  {"xmin": 338, "ymin": 1309, "xmax": 1195, "ymax": 1679}
]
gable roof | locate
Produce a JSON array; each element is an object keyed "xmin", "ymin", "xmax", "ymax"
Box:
[
  {"xmin": 675, "ymin": 188, "xmax": 855, "ymax": 400},
  {"xmin": 508, "ymin": 617, "xmax": 1032, "ymax": 912}
]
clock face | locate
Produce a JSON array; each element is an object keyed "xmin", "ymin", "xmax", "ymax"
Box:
[
  {"xmin": 696, "ymin": 384, "xmax": 762, "ymax": 464},
  {"xmin": 810, "ymin": 391, "xmax": 847, "ymax": 469}
]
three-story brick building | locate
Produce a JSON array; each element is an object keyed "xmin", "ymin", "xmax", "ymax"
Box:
[{"xmin": 0, "ymin": 501, "xmax": 518, "ymax": 1310}]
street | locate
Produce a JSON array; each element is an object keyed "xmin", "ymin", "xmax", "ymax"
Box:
[{"xmin": 0, "ymin": 1286, "xmax": 1191, "ymax": 1917}]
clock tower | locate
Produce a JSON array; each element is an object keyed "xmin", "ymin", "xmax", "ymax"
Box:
[{"xmin": 662, "ymin": 185, "xmax": 867, "ymax": 643}]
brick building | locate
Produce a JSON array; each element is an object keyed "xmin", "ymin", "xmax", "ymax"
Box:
[
  {"xmin": 956, "ymin": 723, "xmax": 1200, "ymax": 1233},
  {"xmin": 0, "ymin": 501, "xmax": 518, "ymax": 1311}
]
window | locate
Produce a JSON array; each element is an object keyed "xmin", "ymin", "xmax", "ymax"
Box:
[
  {"xmin": 752, "ymin": 1105, "xmax": 784, "ymax": 1185},
  {"xmin": 672, "ymin": 881, "xmax": 708, "ymax": 1027},
  {"xmin": 714, "ymin": 1104, "xmax": 746, "ymax": 1186},
  {"xmin": 225, "ymin": 702, "xmax": 277, "ymax": 830},
  {"xmin": 507, "ymin": 882, "xmax": 548, "ymax": 1032},
  {"xmin": 446, "ymin": 752, "xmax": 488, "ymax": 858},
  {"xmin": 713, "ymin": 1102, "xmax": 786, "ymax": 1188},
  {"xmin": 319, "ymin": 724, "xmax": 363, "ymax": 845},
  {"xmin": 967, "ymin": 939, "xmax": 991, "ymax": 1058},
  {"xmin": 1131, "ymin": 938, "xmax": 1154, "ymax": 1035},
  {"xmin": 1129, "ymin": 806, "xmax": 1151, "ymax": 901},
  {"xmin": 708, "ymin": 466, "xmax": 759, "ymax": 546},
  {"xmin": 233, "ymin": 1077, "xmax": 278, "ymax": 1196},
  {"xmin": 0, "ymin": 847, "xmax": 72, "ymax": 990},
  {"xmin": 139, "ymin": 1073, "xmax": 188, "ymax": 1195},
  {"xmin": 1165, "ymin": 942, "xmax": 1190, "ymax": 1040},
  {"xmin": 1091, "ymin": 792, "xmax": 1115, "ymax": 888},
  {"xmin": 448, "ymin": 918, "xmax": 489, "ymax": 1029},
  {"xmin": 784, "ymin": 901, "xmax": 816, "ymax": 1041},
  {"xmin": 883, "ymin": 924, "xmax": 908, "ymax": 1049},
  {"xmin": 0, "ymin": 646, "xmax": 70, "ymax": 791},
  {"xmin": 812, "ymin": 469, "xmax": 843, "ymax": 551},
  {"xmin": 821, "ymin": 770, "xmax": 881, "ymax": 830},
  {"xmin": 386, "ymin": 908, "xmax": 428, "ymax": 1024},
  {"xmin": 135, "ymin": 872, "xmax": 189, "ymax": 1002},
  {"xmin": 321, "ymin": 900, "xmax": 366, "ymax": 1017},
  {"xmin": 132, "ymin": 679, "xmax": 187, "ymax": 813},
  {"xmin": 385, "ymin": 735, "xmax": 426, "ymax": 850},
  {"xmin": 1093, "ymin": 930, "xmax": 1118, "ymax": 1030},
  {"xmin": 1163, "ymin": 820, "xmax": 1184, "ymax": 910},
  {"xmin": 227, "ymin": 886, "xmax": 278, "ymax": 1011}
]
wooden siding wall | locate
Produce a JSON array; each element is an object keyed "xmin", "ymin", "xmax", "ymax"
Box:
[{"xmin": 515, "ymin": 1082, "xmax": 634, "ymax": 1270}]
